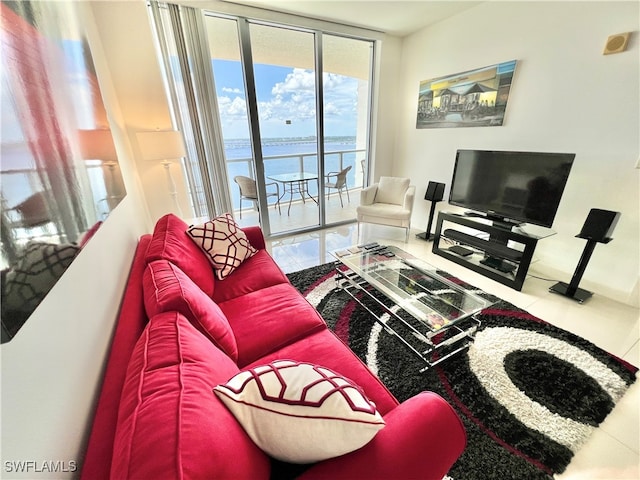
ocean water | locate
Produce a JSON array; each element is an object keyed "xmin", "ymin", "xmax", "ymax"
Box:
[
  {"xmin": 1, "ymin": 136, "xmax": 361, "ymax": 211},
  {"xmin": 226, "ymin": 136, "xmax": 361, "ymax": 206}
]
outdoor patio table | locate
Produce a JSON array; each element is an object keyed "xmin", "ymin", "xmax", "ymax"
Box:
[{"xmin": 267, "ymin": 172, "xmax": 318, "ymax": 215}]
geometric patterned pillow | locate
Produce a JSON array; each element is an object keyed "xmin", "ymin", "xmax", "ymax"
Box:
[
  {"xmin": 186, "ymin": 213, "xmax": 257, "ymax": 280},
  {"xmin": 213, "ymin": 360, "xmax": 385, "ymax": 463},
  {"xmin": 3, "ymin": 241, "xmax": 80, "ymax": 314}
]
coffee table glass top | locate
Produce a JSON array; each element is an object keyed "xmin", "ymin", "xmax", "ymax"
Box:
[{"xmin": 333, "ymin": 245, "xmax": 494, "ymax": 331}]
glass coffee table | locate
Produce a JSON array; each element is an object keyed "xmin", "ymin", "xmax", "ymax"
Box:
[{"xmin": 333, "ymin": 244, "xmax": 495, "ymax": 372}]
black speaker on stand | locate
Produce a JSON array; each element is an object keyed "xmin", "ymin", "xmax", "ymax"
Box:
[
  {"xmin": 416, "ymin": 181, "xmax": 445, "ymax": 241},
  {"xmin": 549, "ymin": 209, "xmax": 621, "ymax": 303}
]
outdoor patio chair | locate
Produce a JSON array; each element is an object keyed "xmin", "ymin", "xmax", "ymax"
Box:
[
  {"xmin": 5, "ymin": 190, "xmax": 56, "ymax": 239},
  {"xmin": 324, "ymin": 165, "xmax": 352, "ymax": 207},
  {"xmin": 234, "ymin": 176, "xmax": 281, "ymax": 219}
]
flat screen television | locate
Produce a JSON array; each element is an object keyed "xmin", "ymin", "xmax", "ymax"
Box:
[{"xmin": 449, "ymin": 149, "xmax": 576, "ymax": 228}]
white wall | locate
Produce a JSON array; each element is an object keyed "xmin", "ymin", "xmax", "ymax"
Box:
[
  {"xmin": 92, "ymin": 0, "xmax": 190, "ymax": 222},
  {"xmin": 370, "ymin": 35, "xmax": 402, "ymax": 180},
  {"xmin": 391, "ymin": 1, "xmax": 639, "ymax": 306}
]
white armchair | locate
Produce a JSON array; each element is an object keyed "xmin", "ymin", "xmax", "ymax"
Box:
[{"xmin": 356, "ymin": 176, "xmax": 416, "ymax": 241}]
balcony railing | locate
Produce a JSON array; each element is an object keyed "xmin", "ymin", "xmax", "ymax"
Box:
[{"xmin": 225, "ymin": 147, "xmax": 366, "ymax": 210}]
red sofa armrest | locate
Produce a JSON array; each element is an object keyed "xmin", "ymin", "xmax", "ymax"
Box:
[
  {"xmin": 298, "ymin": 392, "xmax": 466, "ymax": 480},
  {"xmin": 242, "ymin": 226, "xmax": 266, "ymax": 250}
]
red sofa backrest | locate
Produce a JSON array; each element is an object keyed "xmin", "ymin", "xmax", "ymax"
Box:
[{"xmin": 145, "ymin": 214, "xmax": 216, "ymax": 297}]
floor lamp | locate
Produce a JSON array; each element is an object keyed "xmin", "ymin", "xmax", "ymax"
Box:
[
  {"xmin": 78, "ymin": 128, "xmax": 125, "ymax": 217},
  {"xmin": 137, "ymin": 130, "xmax": 187, "ymax": 217},
  {"xmin": 78, "ymin": 128, "xmax": 122, "ymax": 213}
]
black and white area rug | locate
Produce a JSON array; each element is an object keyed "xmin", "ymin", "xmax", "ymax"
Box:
[{"xmin": 287, "ymin": 262, "xmax": 638, "ymax": 480}]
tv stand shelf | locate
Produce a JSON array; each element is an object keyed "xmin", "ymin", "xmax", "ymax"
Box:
[{"xmin": 433, "ymin": 212, "xmax": 553, "ymax": 291}]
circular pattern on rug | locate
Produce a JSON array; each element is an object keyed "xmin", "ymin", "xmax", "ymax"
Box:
[
  {"xmin": 504, "ymin": 349, "xmax": 614, "ymax": 425},
  {"xmin": 287, "ymin": 263, "xmax": 638, "ymax": 479},
  {"xmin": 467, "ymin": 326, "xmax": 628, "ymax": 452}
]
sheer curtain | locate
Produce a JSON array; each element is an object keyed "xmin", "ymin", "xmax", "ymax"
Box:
[
  {"xmin": 1, "ymin": 2, "xmax": 89, "ymax": 245},
  {"xmin": 149, "ymin": 1, "xmax": 232, "ymax": 218}
]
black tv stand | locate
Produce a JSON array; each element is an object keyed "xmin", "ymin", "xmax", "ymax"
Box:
[
  {"xmin": 433, "ymin": 212, "xmax": 554, "ymax": 291},
  {"xmin": 480, "ymin": 257, "xmax": 517, "ymax": 273},
  {"xmin": 463, "ymin": 211, "xmax": 523, "ymax": 232}
]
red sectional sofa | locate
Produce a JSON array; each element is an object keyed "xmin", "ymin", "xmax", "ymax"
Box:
[{"xmin": 81, "ymin": 213, "xmax": 466, "ymax": 479}]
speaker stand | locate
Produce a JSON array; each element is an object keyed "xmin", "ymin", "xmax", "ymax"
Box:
[
  {"xmin": 549, "ymin": 237, "xmax": 610, "ymax": 303},
  {"xmin": 416, "ymin": 199, "xmax": 440, "ymax": 241},
  {"xmin": 549, "ymin": 282, "xmax": 593, "ymax": 304}
]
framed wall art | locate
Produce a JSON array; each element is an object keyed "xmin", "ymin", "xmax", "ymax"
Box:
[{"xmin": 416, "ymin": 60, "xmax": 517, "ymax": 129}]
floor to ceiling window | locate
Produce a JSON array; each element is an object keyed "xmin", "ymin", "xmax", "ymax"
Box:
[
  {"xmin": 208, "ymin": 18, "xmax": 322, "ymax": 235},
  {"xmin": 248, "ymin": 23, "xmax": 320, "ymax": 235},
  {"xmin": 321, "ymin": 34, "xmax": 373, "ymax": 224},
  {"xmin": 153, "ymin": 4, "xmax": 375, "ymax": 237}
]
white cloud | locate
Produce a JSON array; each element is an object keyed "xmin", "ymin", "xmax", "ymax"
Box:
[
  {"xmin": 266, "ymin": 69, "xmax": 357, "ymax": 124},
  {"xmin": 218, "ymin": 96, "xmax": 247, "ymax": 118},
  {"xmin": 323, "ymin": 102, "xmax": 340, "ymax": 116},
  {"xmin": 272, "ymin": 68, "xmax": 316, "ymax": 95},
  {"xmin": 323, "ymin": 72, "xmax": 345, "ymax": 90},
  {"xmin": 218, "ymin": 68, "xmax": 360, "ymax": 136}
]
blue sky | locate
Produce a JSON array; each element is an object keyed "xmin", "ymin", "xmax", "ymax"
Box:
[{"xmin": 213, "ymin": 60, "xmax": 360, "ymax": 139}]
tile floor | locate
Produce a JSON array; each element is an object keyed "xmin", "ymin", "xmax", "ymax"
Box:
[{"xmin": 266, "ymin": 222, "xmax": 639, "ymax": 480}]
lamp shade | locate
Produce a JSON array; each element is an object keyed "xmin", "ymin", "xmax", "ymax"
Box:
[
  {"xmin": 137, "ymin": 130, "xmax": 186, "ymax": 162},
  {"xmin": 78, "ymin": 129, "xmax": 118, "ymax": 161}
]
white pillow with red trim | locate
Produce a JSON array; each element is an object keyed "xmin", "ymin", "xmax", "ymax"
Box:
[
  {"xmin": 213, "ymin": 360, "xmax": 385, "ymax": 463},
  {"xmin": 186, "ymin": 213, "xmax": 257, "ymax": 280}
]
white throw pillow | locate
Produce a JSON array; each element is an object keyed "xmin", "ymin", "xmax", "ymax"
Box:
[
  {"xmin": 213, "ymin": 360, "xmax": 385, "ymax": 463},
  {"xmin": 186, "ymin": 213, "xmax": 257, "ymax": 280},
  {"xmin": 375, "ymin": 177, "xmax": 410, "ymax": 205}
]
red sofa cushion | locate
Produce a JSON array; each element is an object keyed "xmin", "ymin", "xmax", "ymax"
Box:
[
  {"xmin": 111, "ymin": 311, "xmax": 270, "ymax": 480},
  {"xmin": 212, "ymin": 249, "xmax": 290, "ymax": 303},
  {"xmin": 218, "ymin": 283, "xmax": 327, "ymax": 366},
  {"xmin": 143, "ymin": 259, "xmax": 238, "ymax": 361},
  {"xmin": 145, "ymin": 214, "xmax": 216, "ymax": 297},
  {"xmin": 246, "ymin": 329, "xmax": 399, "ymax": 416}
]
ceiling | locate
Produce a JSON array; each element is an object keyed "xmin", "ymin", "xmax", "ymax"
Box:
[{"xmin": 222, "ymin": 1, "xmax": 482, "ymax": 37}]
